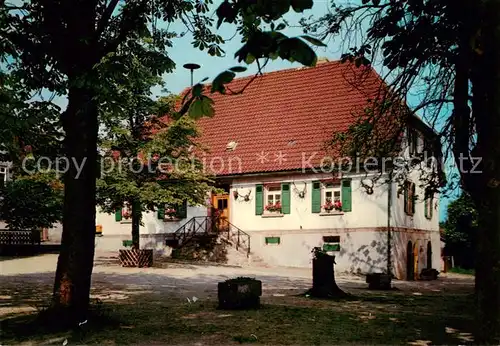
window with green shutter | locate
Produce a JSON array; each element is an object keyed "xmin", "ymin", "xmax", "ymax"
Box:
[
  {"xmin": 341, "ymin": 179, "xmax": 352, "ymax": 212},
  {"xmin": 115, "ymin": 209, "xmax": 122, "ymax": 222},
  {"xmin": 281, "ymin": 183, "xmax": 290, "ymax": 214},
  {"xmin": 255, "ymin": 184, "xmax": 263, "ymax": 215},
  {"xmin": 311, "ymin": 181, "xmax": 321, "ymax": 213},
  {"xmin": 322, "ymin": 235, "xmax": 340, "ymax": 252},
  {"xmin": 404, "ymin": 182, "xmax": 409, "ymax": 214},
  {"xmin": 424, "ymin": 197, "xmax": 429, "ymax": 219}
]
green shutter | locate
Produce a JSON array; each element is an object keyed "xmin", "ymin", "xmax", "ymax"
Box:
[
  {"xmin": 178, "ymin": 200, "xmax": 187, "ymax": 218},
  {"xmin": 255, "ymin": 184, "xmax": 263, "ymax": 215},
  {"xmin": 341, "ymin": 179, "xmax": 352, "ymax": 212},
  {"xmin": 281, "ymin": 183, "xmax": 291, "ymax": 214},
  {"xmin": 157, "ymin": 206, "xmax": 165, "ymax": 220},
  {"xmin": 265, "ymin": 237, "xmax": 280, "ymax": 245},
  {"xmin": 311, "ymin": 181, "xmax": 321, "ymax": 213},
  {"xmin": 411, "ymin": 183, "xmax": 416, "ymax": 214},
  {"xmin": 424, "ymin": 197, "xmax": 429, "ymax": 219},
  {"xmin": 323, "ymin": 243, "xmax": 340, "ymax": 252},
  {"xmin": 115, "ymin": 208, "xmax": 122, "ymax": 222},
  {"xmin": 404, "ymin": 183, "xmax": 409, "ymax": 214}
]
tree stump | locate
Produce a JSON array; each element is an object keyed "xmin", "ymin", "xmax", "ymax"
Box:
[
  {"xmin": 218, "ymin": 277, "xmax": 262, "ymax": 309},
  {"xmin": 307, "ymin": 248, "xmax": 346, "ymax": 298},
  {"xmin": 119, "ymin": 249, "xmax": 153, "ymax": 267},
  {"xmin": 366, "ymin": 273, "xmax": 392, "ymax": 290}
]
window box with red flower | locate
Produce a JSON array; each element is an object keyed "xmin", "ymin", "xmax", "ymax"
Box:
[
  {"xmin": 120, "ymin": 203, "xmax": 133, "ymax": 223},
  {"xmin": 264, "ymin": 201, "xmax": 282, "ymax": 214},
  {"xmin": 322, "ymin": 198, "xmax": 342, "ymax": 213}
]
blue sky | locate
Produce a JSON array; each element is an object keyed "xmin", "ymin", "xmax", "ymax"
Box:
[{"xmin": 49, "ymin": 1, "xmax": 458, "ymax": 221}]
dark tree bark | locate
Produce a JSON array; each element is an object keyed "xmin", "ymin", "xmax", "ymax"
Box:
[
  {"xmin": 467, "ymin": 1, "xmax": 500, "ymax": 342},
  {"xmin": 52, "ymin": 85, "xmax": 98, "ymax": 322},
  {"xmin": 51, "ymin": 1, "xmax": 99, "ymax": 322}
]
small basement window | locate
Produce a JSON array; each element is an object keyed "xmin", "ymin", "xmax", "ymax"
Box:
[
  {"xmin": 322, "ymin": 235, "xmax": 340, "ymax": 252},
  {"xmin": 265, "ymin": 237, "xmax": 280, "ymax": 245}
]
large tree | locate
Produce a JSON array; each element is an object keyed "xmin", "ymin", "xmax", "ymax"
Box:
[
  {"xmin": 300, "ymin": 0, "xmax": 500, "ymax": 342},
  {"xmin": 2, "ymin": 0, "xmax": 324, "ymax": 322}
]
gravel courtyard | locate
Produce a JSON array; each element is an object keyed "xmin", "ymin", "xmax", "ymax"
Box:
[{"xmin": 0, "ymin": 253, "xmax": 476, "ymax": 345}]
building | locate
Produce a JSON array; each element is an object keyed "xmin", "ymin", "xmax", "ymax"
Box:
[{"xmin": 95, "ymin": 60, "xmax": 441, "ymax": 280}]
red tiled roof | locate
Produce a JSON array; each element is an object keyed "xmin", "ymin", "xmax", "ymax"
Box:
[{"xmin": 178, "ymin": 60, "xmax": 389, "ymax": 176}]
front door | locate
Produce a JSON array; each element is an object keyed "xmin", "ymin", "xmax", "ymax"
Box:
[
  {"xmin": 406, "ymin": 241, "xmax": 414, "ymax": 281},
  {"xmin": 212, "ymin": 194, "xmax": 230, "ymax": 232}
]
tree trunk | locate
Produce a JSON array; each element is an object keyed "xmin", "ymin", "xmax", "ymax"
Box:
[
  {"xmin": 131, "ymin": 200, "xmax": 141, "ymax": 249},
  {"xmin": 468, "ymin": 1, "xmax": 500, "ymax": 342},
  {"xmin": 52, "ymin": 85, "xmax": 98, "ymax": 323}
]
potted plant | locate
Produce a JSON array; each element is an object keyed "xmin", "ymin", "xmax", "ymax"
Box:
[
  {"xmin": 322, "ymin": 198, "xmax": 342, "ymax": 213},
  {"xmin": 121, "ymin": 208, "xmax": 131, "ymax": 220},
  {"xmin": 165, "ymin": 208, "xmax": 177, "ymax": 219},
  {"xmin": 265, "ymin": 202, "xmax": 282, "ymax": 213}
]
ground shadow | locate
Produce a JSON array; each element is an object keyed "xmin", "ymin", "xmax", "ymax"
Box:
[{"xmin": 1, "ymin": 268, "xmax": 475, "ymax": 345}]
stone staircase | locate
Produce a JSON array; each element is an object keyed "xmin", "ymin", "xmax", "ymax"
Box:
[{"xmin": 168, "ymin": 216, "xmax": 267, "ymax": 267}]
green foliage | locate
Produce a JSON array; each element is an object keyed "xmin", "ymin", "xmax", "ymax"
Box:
[
  {"xmin": 443, "ymin": 193, "xmax": 478, "ymax": 269},
  {"xmin": 0, "ymin": 175, "xmax": 63, "ymax": 230},
  {"xmin": 0, "ymin": 72, "xmax": 64, "ymax": 170}
]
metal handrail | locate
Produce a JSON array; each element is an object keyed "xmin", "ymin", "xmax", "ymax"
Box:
[{"xmin": 171, "ymin": 216, "xmax": 251, "ymax": 257}]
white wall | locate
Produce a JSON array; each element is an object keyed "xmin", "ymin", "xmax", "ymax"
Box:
[
  {"xmin": 229, "ymin": 172, "xmax": 389, "ymax": 232},
  {"xmin": 94, "ymin": 204, "xmax": 208, "ymax": 252},
  {"xmin": 95, "ymin": 204, "xmax": 208, "ymax": 237}
]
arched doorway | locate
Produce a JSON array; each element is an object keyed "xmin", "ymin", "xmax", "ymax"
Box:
[
  {"xmin": 407, "ymin": 241, "xmax": 414, "ymax": 281},
  {"xmin": 427, "ymin": 241, "xmax": 432, "ymax": 269}
]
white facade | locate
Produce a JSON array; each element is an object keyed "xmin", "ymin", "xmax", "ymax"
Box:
[
  {"xmin": 90, "ymin": 116, "xmax": 441, "ymax": 279},
  {"xmin": 224, "ymin": 171, "xmax": 440, "ymax": 279},
  {"xmin": 92, "ymin": 169, "xmax": 440, "ymax": 279}
]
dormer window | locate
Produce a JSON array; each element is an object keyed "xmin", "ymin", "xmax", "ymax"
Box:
[{"xmin": 226, "ymin": 141, "xmax": 238, "ymax": 151}]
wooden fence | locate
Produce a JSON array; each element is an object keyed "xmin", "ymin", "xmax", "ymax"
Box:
[{"xmin": 0, "ymin": 229, "xmax": 41, "ymax": 255}]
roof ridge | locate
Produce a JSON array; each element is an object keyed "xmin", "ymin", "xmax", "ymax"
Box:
[{"xmin": 177, "ymin": 59, "xmax": 344, "ymax": 97}]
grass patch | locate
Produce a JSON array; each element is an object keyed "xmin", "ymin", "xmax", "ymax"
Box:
[
  {"xmin": 1, "ymin": 291, "xmax": 475, "ymax": 345},
  {"xmin": 449, "ymin": 267, "xmax": 475, "ymax": 275}
]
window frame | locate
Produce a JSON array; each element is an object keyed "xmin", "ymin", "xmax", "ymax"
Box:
[
  {"xmin": 0, "ymin": 166, "xmax": 8, "ymax": 186},
  {"xmin": 322, "ymin": 235, "xmax": 341, "ymax": 252},
  {"xmin": 322, "ymin": 182, "xmax": 341, "ymax": 213},
  {"xmin": 424, "ymin": 189, "xmax": 433, "ymax": 220},
  {"xmin": 404, "ymin": 181, "xmax": 416, "ymax": 216},
  {"xmin": 264, "ymin": 184, "xmax": 282, "ymax": 214},
  {"xmin": 265, "ymin": 236, "xmax": 280, "ymax": 245},
  {"xmin": 408, "ymin": 128, "xmax": 419, "ymax": 156},
  {"xmin": 120, "ymin": 202, "xmax": 133, "ymax": 223}
]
